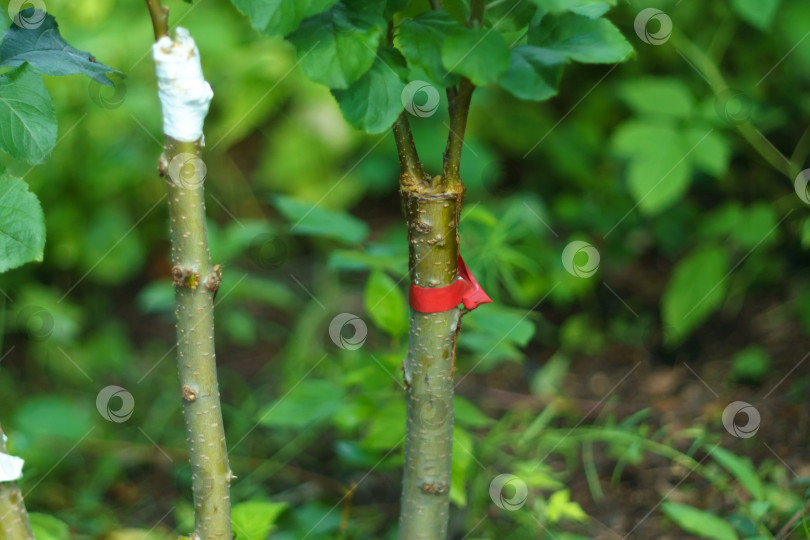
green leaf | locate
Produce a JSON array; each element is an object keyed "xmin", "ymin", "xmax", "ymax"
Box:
[
  {"xmin": 661, "ymin": 502, "xmax": 739, "ymax": 540},
  {"xmin": 288, "ymin": 3, "xmax": 386, "ymax": 89},
  {"xmin": 546, "ymin": 489, "xmax": 588, "ymax": 523},
  {"xmin": 454, "ymin": 396, "xmax": 494, "ymax": 428},
  {"xmin": 257, "ymin": 379, "xmax": 346, "ymax": 428},
  {"xmin": 730, "ymin": 203, "xmax": 778, "ymax": 249},
  {"xmin": 0, "ymin": 175, "xmax": 46, "ymax": 272},
  {"xmin": 232, "ymin": 500, "xmax": 287, "ymax": 539},
  {"xmin": 709, "ymin": 446, "xmax": 765, "ymax": 500},
  {"xmin": 0, "ymin": 9, "xmax": 119, "ymax": 85},
  {"xmin": 662, "ymin": 247, "xmax": 729, "ymax": 343},
  {"xmin": 500, "ymin": 45, "xmax": 566, "ymax": 101},
  {"xmin": 333, "ymin": 47, "xmax": 406, "ymax": 134},
  {"xmin": 398, "ymin": 11, "xmax": 461, "ymax": 87},
  {"xmin": 0, "ymin": 64, "xmax": 56, "ymax": 164},
  {"xmin": 230, "ymin": 0, "xmax": 339, "ymax": 36},
  {"xmin": 529, "ymin": 12, "xmax": 633, "ymax": 64},
  {"xmin": 273, "ymin": 195, "xmax": 369, "ymax": 244},
  {"xmin": 441, "ymin": 27, "xmax": 510, "ymax": 87},
  {"xmin": 731, "ymin": 0, "xmax": 780, "ymax": 31},
  {"xmin": 364, "ymin": 269, "xmax": 408, "ymax": 337},
  {"xmin": 618, "ymin": 78, "xmax": 693, "ymax": 118},
  {"xmin": 530, "ymin": 0, "xmax": 618, "ymax": 18},
  {"xmin": 612, "ymin": 122, "xmax": 692, "ymax": 214},
  {"xmin": 686, "ymin": 128, "xmax": 730, "ymax": 178},
  {"xmin": 450, "ymin": 426, "xmax": 472, "ymax": 507},
  {"xmin": 29, "ymin": 514, "xmax": 69, "ymax": 540}
]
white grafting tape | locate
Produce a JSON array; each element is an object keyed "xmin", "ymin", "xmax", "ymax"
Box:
[
  {"xmin": 153, "ymin": 27, "xmax": 213, "ymax": 143},
  {"xmin": 0, "ymin": 452, "xmax": 23, "ymax": 482}
]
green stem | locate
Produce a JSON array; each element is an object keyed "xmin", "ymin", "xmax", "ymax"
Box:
[
  {"xmin": 397, "ymin": 177, "xmax": 464, "ymax": 540},
  {"xmin": 393, "ymin": 114, "xmax": 426, "ymax": 182},
  {"xmin": 146, "ymin": 3, "xmax": 232, "ymax": 534},
  {"xmin": 441, "ymin": 78, "xmax": 474, "ymax": 184},
  {"xmin": 160, "ymin": 138, "xmax": 232, "ymax": 540},
  {"xmin": 673, "ymin": 33, "xmax": 793, "ymax": 179},
  {"xmin": 0, "ymin": 425, "xmax": 33, "ymax": 540}
]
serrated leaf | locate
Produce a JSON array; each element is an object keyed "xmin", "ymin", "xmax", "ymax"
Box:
[
  {"xmin": 232, "ymin": 500, "xmax": 287, "ymax": 540},
  {"xmin": 0, "ymin": 9, "xmax": 119, "ymax": 85},
  {"xmin": 363, "ymin": 268, "xmax": 408, "ymax": 337},
  {"xmin": 529, "ymin": 12, "xmax": 633, "ymax": 64},
  {"xmin": 0, "ymin": 64, "xmax": 56, "ymax": 164},
  {"xmin": 530, "ymin": 0, "xmax": 618, "ymax": 18},
  {"xmin": 273, "ymin": 195, "xmax": 369, "ymax": 244},
  {"xmin": 0, "ymin": 175, "xmax": 45, "ymax": 272},
  {"xmin": 731, "ymin": 0, "xmax": 780, "ymax": 31},
  {"xmin": 618, "ymin": 78, "xmax": 693, "ymax": 118},
  {"xmin": 661, "ymin": 502, "xmax": 739, "ymax": 540},
  {"xmin": 333, "ymin": 47, "xmax": 406, "ymax": 134},
  {"xmin": 398, "ymin": 11, "xmax": 461, "ymax": 87},
  {"xmin": 500, "ymin": 45, "xmax": 566, "ymax": 101},
  {"xmin": 442, "ymin": 27, "xmax": 510, "ymax": 86},
  {"xmin": 230, "ymin": 0, "xmax": 339, "ymax": 36},
  {"xmin": 662, "ymin": 247, "xmax": 729, "ymax": 343},
  {"xmin": 288, "ymin": 3, "xmax": 386, "ymax": 89}
]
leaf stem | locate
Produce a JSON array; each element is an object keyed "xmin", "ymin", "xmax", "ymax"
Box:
[{"xmin": 673, "ymin": 33, "xmax": 793, "ymax": 179}]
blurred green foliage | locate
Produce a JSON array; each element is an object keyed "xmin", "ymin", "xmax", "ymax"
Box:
[{"xmin": 0, "ymin": 0, "xmax": 808, "ymax": 538}]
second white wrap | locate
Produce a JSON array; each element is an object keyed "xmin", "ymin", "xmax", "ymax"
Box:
[{"xmin": 152, "ymin": 27, "xmax": 213, "ymax": 143}]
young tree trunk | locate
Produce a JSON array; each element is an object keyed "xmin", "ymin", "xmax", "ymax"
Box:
[
  {"xmin": 145, "ymin": 5, "xmax": 232, "ymax": 537},
  {"xmin": 0, "ymin": 426, "xmax": 33, "ymax": 540},
  {"xmin": 398, "ymin": 175, "xmax": 464, "ymax": 540}
]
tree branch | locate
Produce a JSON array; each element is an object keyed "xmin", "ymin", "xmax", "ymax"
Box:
[
  {"xmin": 393, "ymin": 113, "xmax": 426, "ymax": 181},
  {"xmin": 673, "ymin": 33, "xmax": 793, "ymax": 179},
  {"xmin": 441, "ymin": 77, "xmax": 474, "ymax": 182},
  {"xmin": 144, "ymin": 0, "xmax": 169, "ymax": 40}
]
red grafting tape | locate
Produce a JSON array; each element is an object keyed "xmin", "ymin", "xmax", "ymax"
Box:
[{"xmin": 409, "ymin": 255, "xmax": 493, "ymax": 314}]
